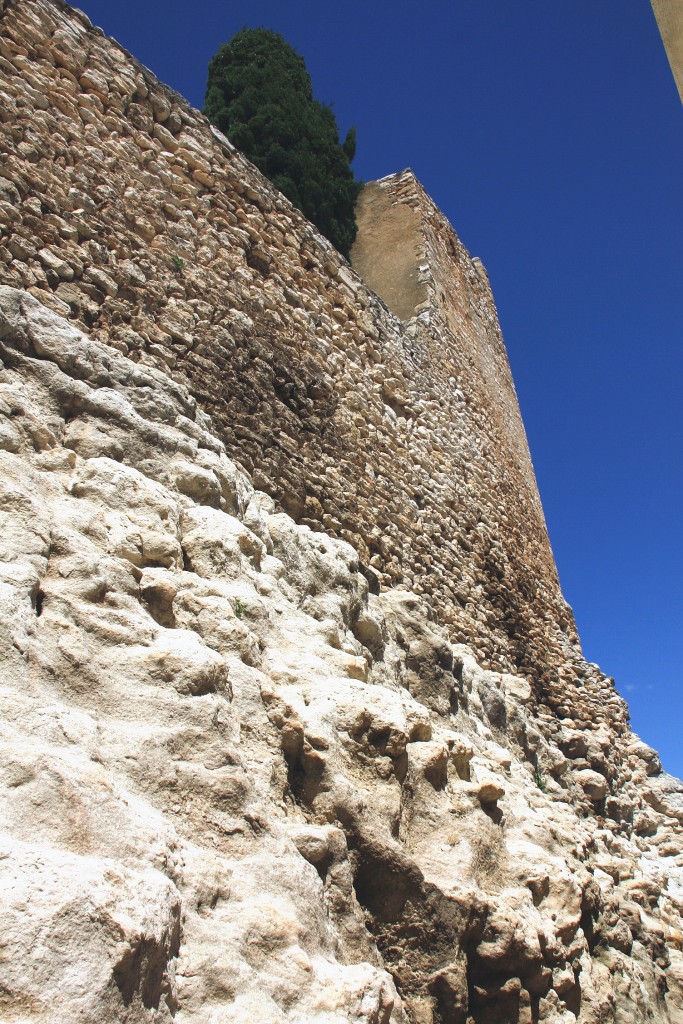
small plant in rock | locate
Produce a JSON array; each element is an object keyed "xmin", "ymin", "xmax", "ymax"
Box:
[
  {"xmin": 534, "ymin": 766, "xmax": 548, "ymax": 792},
  {"xmin": 171, "ymin": 254, "xmax": 186, "ymax": 273},
  {"xmin": 471, "ymin": 819, "xmax": 506, "ymax": 885},
  {"xmin": 233, "ymin": 598, "xmax": 246, "ymax": 620}
]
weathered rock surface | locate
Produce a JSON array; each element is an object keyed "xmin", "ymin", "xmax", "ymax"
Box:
[
  {"xmin": 0, "ymin": 287, "xmax": 681, "ymax": 1023},
  {"xmin": 0, "ymin": 2, "xmax": 681, "ymax": 1022}
]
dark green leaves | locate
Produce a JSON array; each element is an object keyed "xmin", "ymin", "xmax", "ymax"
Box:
[{"xmin": 204, "ymin": 29, "xmax": 361, "ymax": 258}]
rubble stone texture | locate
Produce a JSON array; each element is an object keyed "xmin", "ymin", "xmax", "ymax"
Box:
[{"xmin": 0, "ymin": 2, "xmax": 681, "ymax": 1023}]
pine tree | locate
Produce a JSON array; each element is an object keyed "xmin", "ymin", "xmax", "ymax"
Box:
[{"xmin": 204, "ymin": 29, "xmax": 361, "ymax": 258}]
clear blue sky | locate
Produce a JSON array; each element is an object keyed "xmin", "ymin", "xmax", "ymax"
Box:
[{"xmin": 75, "ymin": 0, "xmax": 682, "ymax": 777}]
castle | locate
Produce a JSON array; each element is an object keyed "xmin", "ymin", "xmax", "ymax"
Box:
[{"xmin": 0, "ymin": 1, "xmax": 681, "ymax": 1021}]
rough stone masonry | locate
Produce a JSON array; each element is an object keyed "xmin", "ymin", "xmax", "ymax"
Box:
[
  {"xmin": 0, "ymin": 0, "xmax": 608, "ymax": 717},
  {"xmin": 0, "ymin": 1, "xmax": 681, "ymax": 1022}
]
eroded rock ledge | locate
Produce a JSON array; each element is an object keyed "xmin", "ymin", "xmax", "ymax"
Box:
[{"xmin": 1, "ymin": 287, "xmax": 681, "ymax": 1023}]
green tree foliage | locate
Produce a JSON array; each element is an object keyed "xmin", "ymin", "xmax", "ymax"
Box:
[{"xmin": 204, "ymin": 29, "xmax": 361, "ymax": 258}]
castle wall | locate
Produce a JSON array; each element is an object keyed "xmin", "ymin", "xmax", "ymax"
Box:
[
  {"xmin": 0, "ymin": 0, "xmax": 627, "ymax": 730},
  {"xmin": 651, "ymin": 0, "xmax": 683, "ymax": 103}
]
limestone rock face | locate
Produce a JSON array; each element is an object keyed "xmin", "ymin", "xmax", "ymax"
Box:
[{"xmin": 0, "ymin": 287, "xmax": 681, "ymax": 1023}]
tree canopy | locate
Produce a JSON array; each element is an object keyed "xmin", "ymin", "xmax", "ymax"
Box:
[{"xmin": 204, "ymin": 29, "xmax": 361, "ymax": 258}]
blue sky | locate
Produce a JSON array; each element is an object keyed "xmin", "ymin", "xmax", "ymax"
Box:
[{"xmin": 75, "ymin": 1, "xmax": 682, "ymax": 777}]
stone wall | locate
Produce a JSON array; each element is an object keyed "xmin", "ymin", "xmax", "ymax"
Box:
[
  {"xmin": 0, "ymin": 0, "xmax": 625, "ymax": 732},
  {"xmin": 651, "ymin": 0, "xmax": 683, "ymax": 103},
  {"xmin": 351, "ymin": 172, "xmax": 565, "ymax": 686}
]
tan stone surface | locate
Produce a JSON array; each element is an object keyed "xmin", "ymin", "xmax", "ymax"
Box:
[
  {"xmin": 651, "ymin": 0, "xmax": 683, "ymax": 103},
  {"xmin": 351, "ymin": 181, "xmax": 427, "ymax": 321}
]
